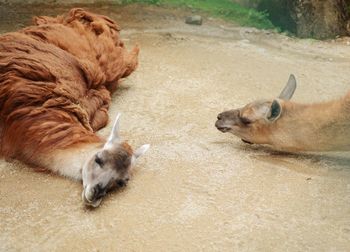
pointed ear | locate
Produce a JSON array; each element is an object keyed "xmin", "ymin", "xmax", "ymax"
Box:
[
  {"xmin": 267, "ymin": 100, "xmax": 282, "ymax": 121},
  {"xmin": 133, "ymin": 144, "xmax": 150, "ymax": 160},
  {"xmin": 278, "ymin": 74, "xmax": 297, "ymax": 100},
  {"xmin": 104, "ymin": 113, "xmax": 121, "ymax": 148}
]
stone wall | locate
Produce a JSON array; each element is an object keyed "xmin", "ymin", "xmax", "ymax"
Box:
[{"xmin": 234, "ymin": 0, "xmax": 350, "ymax": 38}]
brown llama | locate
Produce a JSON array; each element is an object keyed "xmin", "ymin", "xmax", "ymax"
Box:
[
  {"xmin": 215, "ymin": 75, "xmax": 350, "ymax": 152},
  {"xmin": 0, "ymin": 8, "xmax": 149, "ymax": 207}
]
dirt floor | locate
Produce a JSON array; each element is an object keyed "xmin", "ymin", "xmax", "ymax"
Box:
[{"xmin": 0, "ymin": 4, "xmax": 350, "ymax": 251}]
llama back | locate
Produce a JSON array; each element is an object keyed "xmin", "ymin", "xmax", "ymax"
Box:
[
  {"xmin": 25, "ymin": 8, "xmax": 139, "ymax": 89},
  {"xmin": 0, "ymin": 8, "xmax": 139, "ymax": 164},
  {"xmin": 0, "ymin": 34, "xmax": 102, "ymax": 162}
]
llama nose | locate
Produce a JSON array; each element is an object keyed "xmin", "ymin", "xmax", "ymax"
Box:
[
  {"xmin": 84, "ymin": 186, "xmax": 96, "ymax": 202},
  {"xmin": 94, "ymin": 184, "xmax": 107, "ymax": 199},
  {"xmin": 85, "ymin": 184, "xmax": 103, "ymax": 202},
  {"xmin": 92, "ymin": 184, "xmax": 102, "ymax": 196},
  {"xmin": 217, "ymin": 114, "xmax": 222, "ymax": 120}
]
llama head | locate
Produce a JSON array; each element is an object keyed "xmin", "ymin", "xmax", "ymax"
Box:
[
  {"xmin": 82, "ymin": 113, "xmax": 150, "ymax": 207},
  {"xmin": 215, "ymin": 74, "xmax": 297, "ymax": 144}
]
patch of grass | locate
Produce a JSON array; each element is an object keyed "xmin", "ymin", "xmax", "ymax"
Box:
[{"xmin": 121, "ymin": 0, "xmax": 276, "ymax": 30}]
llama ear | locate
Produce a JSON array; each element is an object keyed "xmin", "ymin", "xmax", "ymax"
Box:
[
  {"xmin": 267, "ymin": 100, "xmax": 282, "ymax": 121},
  {"xmin": 104, "ymin": 113, "xmax": 121, "ymax": 148},
  {"xmin": 133, "ymin": 144, "xmax": 150, "ymax": 160},
  {"xmin": 278, "ymin": 74, "xmax": 297, "ymax": 100}
]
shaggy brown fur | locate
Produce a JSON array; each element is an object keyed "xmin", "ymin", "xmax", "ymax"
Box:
[{"xmin": 0, "ymin": 8, "xmax": 139, "ymax": 164}]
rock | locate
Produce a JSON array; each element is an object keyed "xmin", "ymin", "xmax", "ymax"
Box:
[
  {"xmin": 288, "ymin": 0, "xmax": 350, "ymax": 39},
  {"xmin": 185, "ymin": 15, "xmax": 203, "ymax": 25}
]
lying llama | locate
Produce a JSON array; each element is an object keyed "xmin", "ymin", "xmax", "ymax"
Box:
[
  {"xmin": 215, "ymin": 75, "xmax": 350, "ymax": 152},
  {"xmin": 0, "ymin": 8, "xmax": 149, "ymax": 207}
]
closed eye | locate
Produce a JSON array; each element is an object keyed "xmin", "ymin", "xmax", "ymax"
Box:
[
  {"xmin": 95, "ymin": 156, "xmax": 103, "ymax": 167},
  {"xmin": 240, "ymin": 117, "xmax": 252, "ymax": 125}
]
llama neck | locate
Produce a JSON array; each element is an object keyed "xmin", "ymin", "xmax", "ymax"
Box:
[
  {"xmin": 40, "ymin": 142, "xmax": 102, "ymax": 180},
  {"xmin": 269, "ymin": 95, "xmax": 350, "ymax": 151}
]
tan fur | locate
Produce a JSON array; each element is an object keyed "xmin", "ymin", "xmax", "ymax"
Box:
[
  {"xmin": 266, "ymin": 93, "xmax": 350, "ymax": 151},
  {"xmin": 216, "ymin": 85, "xmax": 350, "ymax": 152}
]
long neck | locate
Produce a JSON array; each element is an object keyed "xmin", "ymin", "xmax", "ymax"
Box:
[
  {"xmin": 38, "ymin": 142, "xmax": 102, "ymax": 180},
  {"xmin": 269, "ymin": 94, "xmax": 350, "ymax": 151}
]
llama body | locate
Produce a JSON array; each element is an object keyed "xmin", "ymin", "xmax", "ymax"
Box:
[
  {"xmin": 0, "ymin": 9, "xmax": 149, "ymax": 207},
  {"xmin": 267, "ymin": 93, "xmax": 350, "ymax": 151},
  {"xmin": 216, "ymin": 75, "xmax": 350, "ymax": 152},
  {"xmin": 40, "ymin": 143, "xmax": 101, "ymax": 180}
]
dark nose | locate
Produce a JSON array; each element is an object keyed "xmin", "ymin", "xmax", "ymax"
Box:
[
  {"xmin": 217, "ymin": 113, "xmax": 223, "ymax": 120},
  {"xmin": 92, "ymin": 184, "xmax": 106, "ymax": 200}
]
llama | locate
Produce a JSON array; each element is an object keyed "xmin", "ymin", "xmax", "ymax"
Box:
[
  {"xmin": 0, "ymin": 8, "xmax": 149, "ymax": 207},
  {"xmin": 215, "ymin": 75, "xmax": 350, "ymax": 152}
]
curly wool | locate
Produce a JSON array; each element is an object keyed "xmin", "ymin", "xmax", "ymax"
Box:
[{"xmin": 0, "ymin": 8, "xmax": 139, "ymax": 163}]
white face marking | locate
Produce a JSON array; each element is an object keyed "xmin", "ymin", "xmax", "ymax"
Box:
[
  {"xmin": 81, "ymin": 113, "xmax": 150, "ymax": 207},
  {"xmin": 81, "ymin": 142, "xmax": 133, "ymax": 207}
]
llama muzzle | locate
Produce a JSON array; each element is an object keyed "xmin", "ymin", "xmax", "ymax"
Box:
[{"xmin": 82, "ymin": 185, "xmax": 105, "ymax": 208}]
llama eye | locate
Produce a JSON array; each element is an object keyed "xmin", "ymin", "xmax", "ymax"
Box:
[
  {"xmin": 240, "ymin": 117, "xmax": 252, "ymax": 125},
  {"xmin": 116, "ymin": 179, "xmax": 127, "ymax": 187},
  {"xmin": 95, "ymin": 156, "xmax": 103, "ymax": 167}
]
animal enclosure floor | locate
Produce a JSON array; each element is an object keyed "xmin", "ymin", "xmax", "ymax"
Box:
[{"xmin": 0, "ymin": 4, "xmax": 350, "ymax": 251}]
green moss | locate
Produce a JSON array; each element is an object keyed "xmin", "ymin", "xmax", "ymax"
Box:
[
  {"xmin": 255, "ymin": 0, "xmax": 293, "ymax": 33},
  {"xmin": 121, "ymin": 0, "xmax": 276, "ymax": 30}
]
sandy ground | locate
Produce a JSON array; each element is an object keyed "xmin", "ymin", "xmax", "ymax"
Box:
[{"xmin": 0, "ymin": 4, "xmax": 350, "ymax": 251}]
